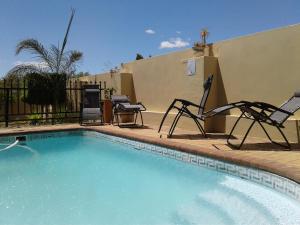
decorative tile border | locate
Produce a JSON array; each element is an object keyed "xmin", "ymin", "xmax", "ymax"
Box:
[
  {"xmin": 1, "ymin": 130, "xmax": 300, "ymax": 202},
  {"xmin": 26, "ymin": 131, "xmax": 81, "ymax": 141},
  {"xmin": 0, "ymin": 130, "xmax": 82, "ymax": 143},
  {"xmin": 0, "ymin": 136, "xmax": 15, "ymax": 143},
  {"xmin": 82, "ymin": 131, "xmax": 300, "ymax": 202}
]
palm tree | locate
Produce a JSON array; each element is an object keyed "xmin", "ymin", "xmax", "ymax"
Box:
[
  {"xmin": 201, "ymin": 28, "xmax": 209, "ymax": 46},
  {"xmin": 6, "ymin": 9, "xmax": 82, "ymax": 77}
]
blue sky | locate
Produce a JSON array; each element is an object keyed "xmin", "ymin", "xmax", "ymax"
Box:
[{"xmin": 1, "ymin": 0, "xmax": 300, "ymax": 77}]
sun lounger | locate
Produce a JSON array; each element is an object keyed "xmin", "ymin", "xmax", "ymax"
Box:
[
  {"xmin": 158, "ymin": 75, "xmax": 214, "ymax": 137},
  {"xmin": 222, "ymin": 92, "xmax": 300, "ymax": 149},
  {"xmin": 80, "ymin": 85, "xmax": 102, "ymax": 125},
  {"xmin": 111, "ymin": 95, "xmax": 146, "ymax": 127}
]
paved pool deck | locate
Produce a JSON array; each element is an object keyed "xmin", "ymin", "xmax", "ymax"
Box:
[{"xmin": 1, "ymin": 123, "xmax": 300, "ymax": 184}]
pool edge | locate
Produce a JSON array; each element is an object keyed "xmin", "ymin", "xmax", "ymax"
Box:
[
  {"xmin": 87, "ymin": 127, "xmax": 300, "ymax": 186},
  {"xmin": 1, "ymin": 125, "xmax": 300, "ymax": 186}
]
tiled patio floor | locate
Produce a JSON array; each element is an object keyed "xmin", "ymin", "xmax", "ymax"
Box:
[{"xmin": 1, "ymin": 123, "xmax": 300, "ymax": 183}]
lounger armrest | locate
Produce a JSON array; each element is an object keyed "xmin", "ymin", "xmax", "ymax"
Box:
[
  {"xmin": 252, "ymin": 102, "xmax": 293, "ymax": 115},
  {"xmin": 174, "ymin": 98, "xmax": 200, "ymax": 108},
  {"xmin": 238, "ymin": 100, "xmax": 253, "ymax": 105},
  {"xmin": 137, "ymin": 102, "xmax": 147, "ymax": 111},
  {"xmin": 204, "ymin": 101, "xmax": 253, "ymax": 117}
]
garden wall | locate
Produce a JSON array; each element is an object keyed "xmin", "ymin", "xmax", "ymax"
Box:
[{"xmin": 80, "ymin": 24, "xmax": 300, "ymax": 142}]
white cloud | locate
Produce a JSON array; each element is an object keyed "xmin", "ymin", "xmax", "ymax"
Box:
[
  {"xmin": 159, "ymin": 38, "xmax": 189, "ymax": 49},
  {"xmin": 176, "ymin": 31, "xmax": 181, "ymax": 34},
  {"xmin": 14, "ymin": 61, "xmax": 48, "ymax": 68},
  {"xmin": 145, "ymin": 29, "xmax": 155, "ymax": 34}
]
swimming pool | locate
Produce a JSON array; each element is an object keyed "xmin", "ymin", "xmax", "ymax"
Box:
[{"xmin": 0, "ymin": 130, "xmax": 299, "ymax": 225}]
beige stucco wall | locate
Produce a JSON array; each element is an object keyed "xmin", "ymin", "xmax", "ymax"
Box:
[
  {"xmin": 210, "ymin": 25, "xmax": 300, "ymax": 142},
  {"xmin": 77, "ymin": 72, "xmax": 137, "ymax": 102},
  {"xmin": 212, "ymin": 24, "xmax": 300, "ymax": 119},
  {"xmin": 79, "ymin": 72, "xmax": 122, "ymax": 95},
  {"xmin": 80, "ymin": 24, "xmax": 300, "ymax": 143},
  {"xmin": 125, "ymin": 55, "xmax": 220, "ymax": 132},
  {"xmin": 125, "ymin": 54, "xmax": 218, "ymax": 112}
]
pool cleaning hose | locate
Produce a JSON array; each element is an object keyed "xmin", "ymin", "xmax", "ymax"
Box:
[{"xmin": 0, "ymin": 140, "xmax": 19, "ymax": 152}]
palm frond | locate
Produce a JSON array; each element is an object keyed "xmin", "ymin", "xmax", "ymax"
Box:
[
  {"xmin": 6, "ymin": 64, "xmax": 42, "ymax": 77},
  {"xmin": 57, "ymin": 8, "xmax": 75, "ymax": 72},
  {"xmin": 69, "ymin": 50, "xmax": 83, "ymax": 63},
  {"xmin": 4, "ymin": 73, "xmax": 24, "ymax": 81},
  {"xmin": 61, "ymin": 8, "xmax": 75, "ymax": 54},
  {"xmin": 49, "ymin": 44, "xmax": 61, "ymax": 72},
  {"xmin": 15, "ymin": 39, "xmax": 54, "ymax": 71},
  {"xmin": 9, "ymin": 8, "xmax": 81, "ymax": 77},
  {"xmin": 61, "ymin": 50, "xmax": 83, "ymax": 75}
]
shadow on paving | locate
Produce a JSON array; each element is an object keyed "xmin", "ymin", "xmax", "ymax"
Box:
[
  {"xmin": 225, "ymin": 142, "xmax": 300, "ymax": 152},
  {"xmin": 117, "ymin": 124, "xmax": 152, "ymax": 129},
  {"xmin": 168, "ymin": 133, "xmax": 233, "ymax": 140}
]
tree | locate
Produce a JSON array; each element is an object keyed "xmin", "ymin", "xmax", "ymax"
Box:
[
  {"xmin": 25, "ymin": 73, "xmax": 66, "ymax": 105},
  {"xmin": 201, "ymin": 28, "xmax": 209, "ymax": 46},
  {"xmin": 136, "ymin": 53, "xmax": 144, "ymax": 60},
  {"xmin": 74, "ymin": 71, "xmax": 90, "ymax": 77},
  {"xmin": 6, "ymin": 9, "xmax": 82, "ymax": 78}
]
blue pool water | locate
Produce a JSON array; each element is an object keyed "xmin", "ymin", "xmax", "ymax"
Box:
[{"xmin": 0, "ymin": 132, "xmax": 300, "ymax": 225}]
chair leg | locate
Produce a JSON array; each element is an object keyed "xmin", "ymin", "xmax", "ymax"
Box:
[
  {"xmin": 258, "ymin": 122, "xmax": 291, "ymax": 149},
  {"xmin": 276, "ymin": 126, "xmax": 291, "ymax": 149},
  {"xmin": 257, "ymin": 121, "xmax": 272, "ymax": 142},
  {"xmin": 227, "ymin": 112, "xmax": 245, "ymax": 145},
  {"xmin": 194, "ymin": 118, "xmax": 206, "ymax": 137},
  {"xmin": 101, "ymin": 114, "xmax": 104, "ymax": 125},
  {"xmin": 169, "ymin": 110, "xmax": 206, "ymax": 138},
  {"xmin": 158, "ymin": 101, "xmax": 176, "ymax": 133},
  {"xmin": 227, "ymin": 112, "xmax": 256, "ymax": 149},
  {"xmin": 168, "ymin": 111, "xmax": 181, "ymax": 137},
  {"xmin": 116, "ymin": 113, "xmax": 120, "ymax": 127},
  {"xmin": 168, "ymin": 110, "xmax": 183, "ymax": 137},
  {"xmin": 112, "ymin": 111, "xmax": 118, "ymax": 126},
  {"xmin": 139, "ymin": 111, "xmax": 144, "ymax": 126},
  {"xmin": 112, "ymin": 113, "xmax": 115, "ymax": 125},
  {"xmin": 134, "ymin": 112, "xmax": 138, "ymax": 125}
]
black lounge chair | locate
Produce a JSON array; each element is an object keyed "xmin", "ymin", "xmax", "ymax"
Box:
[
  {"xmin": 80, "ymin": 85, "xmax": 102, "ymax": 125},
  {"xmin": 158, "ymin": 72, "xmax": 300, "ymax": 149},
  {"xmin": 111, "ymin": 95, "xmax": 146, "ymax": 127},
  {"xmin": 158, "ymin": 75, "xmax": 214, "ymax": 137},
  {"xmin": 222, "ymin": 92, "xmax": 300, "ymax": 149},
  {"xmin": 158, "ymin": 74, "xmax": 255, "ymax": 138}
]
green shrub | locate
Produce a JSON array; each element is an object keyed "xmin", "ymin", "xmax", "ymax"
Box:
[
  {"xmin": 24, "ymin": 73, "xmax": 66, "ymax": 105},
  {"xmin": 136, "ymin": 53, "xmax": 144, "ymax": 60},
  {"xmin": 27, "ymin": 113, "xmax": 42, "ymax": 125}
]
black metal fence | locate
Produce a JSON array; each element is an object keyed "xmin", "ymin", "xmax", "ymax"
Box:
[{"xmin": 0, "ymin": 79, "xmax": 107, "ymax": 127}]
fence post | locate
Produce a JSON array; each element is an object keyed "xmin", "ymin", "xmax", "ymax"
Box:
[{"xmin": 5, "ymin": 89, "xmax": 9, "ymax": 127}]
